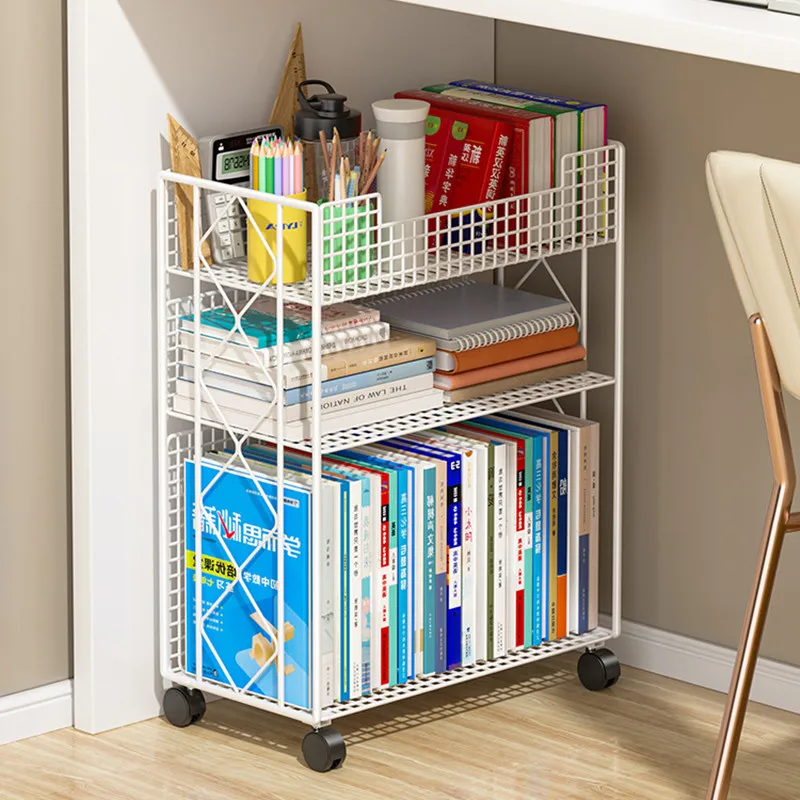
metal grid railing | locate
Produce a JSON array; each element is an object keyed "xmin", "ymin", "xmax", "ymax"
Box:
[{"xmin": 163, "ymin": 143, "xmax": 620, "ymax": 307}]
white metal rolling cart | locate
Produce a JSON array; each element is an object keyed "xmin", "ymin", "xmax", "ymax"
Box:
[{"xmin": 156, "ymin": 141, "xmax": 625, "ymax": 771}]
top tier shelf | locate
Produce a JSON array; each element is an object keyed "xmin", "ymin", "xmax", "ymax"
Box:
[{"xmin": 162, "ymin": 142, "xmax": 623, "ymax": 307}]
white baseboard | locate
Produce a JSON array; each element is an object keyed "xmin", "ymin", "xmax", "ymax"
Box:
[
  {"xmin": 600, "ymin": 615, "xmax": 800, "ymax": 715},
  {"xmin": 0, "ymin": 680, "xmax": 73, "ymax": 746}
]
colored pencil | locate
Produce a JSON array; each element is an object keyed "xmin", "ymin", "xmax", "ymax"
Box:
[
  {"xmin": 274, "ymin": 143, "xmax": 283, "ymax": 196},
  {"xmin": 251, "ymin": 137, "xmax": 261, "ymax": 191},
  {"xmin": 295, "ymin": 141, "xmax": 303, "ymax": 196},
  {"xmin": 281, "ymin": 145, "xmax": 291, "ymax": 195},
  {"xmin": 259, "ymin": 140, "xmax": 269, "ymax": 195}
]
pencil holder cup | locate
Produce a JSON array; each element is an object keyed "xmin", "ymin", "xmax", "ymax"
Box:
[
  {"xmin": 247, "ymin": 191, "xmax": 308, "ymax": 284},
  {"xmin": 320, "ymin": 199, "xmax": 379, "ymax": 285}
]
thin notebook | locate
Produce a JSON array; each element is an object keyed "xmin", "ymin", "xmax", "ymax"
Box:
[{"xmin": 365, "ymin": 281, "xmax": 572, "ymax": 347}]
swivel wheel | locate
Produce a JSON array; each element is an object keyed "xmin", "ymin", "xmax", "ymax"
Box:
[
  {"xmin": 163, "ymin": 686, "xmax": 207, "ymax": 728},
  {"xmin": 302, "ymin": 727, "xmax": 347, "ymax": 772},
  {"xmin": 578, "ymin": 648, "xmax": 621, "ymax": 691}
]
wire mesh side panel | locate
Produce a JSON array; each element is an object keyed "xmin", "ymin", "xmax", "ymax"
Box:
[
  {"xmin": 165, "ymin": 427, "xmax": 229, "ymax": 677},
  {"xmin": 162, "ymin": 143, "xmax": 621, "ymax": 306}
]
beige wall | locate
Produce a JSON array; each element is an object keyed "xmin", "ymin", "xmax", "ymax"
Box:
[
  {"xmin": 0, "ymin": 0, "xmax": 70, "ymax": 695},
  {"xmin": 497, "ymin": 23, "xmax": 800, "ymax": 665}
]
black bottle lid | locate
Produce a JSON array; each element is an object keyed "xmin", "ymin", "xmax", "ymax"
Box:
[{"xmin": 295, "ymin": 80, "xmax": 362, "ymax": 142}]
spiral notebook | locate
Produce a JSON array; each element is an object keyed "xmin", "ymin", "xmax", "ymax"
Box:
[{"xmin": 365, "ymin": 280, "xmax": 575, "ymax": 352}]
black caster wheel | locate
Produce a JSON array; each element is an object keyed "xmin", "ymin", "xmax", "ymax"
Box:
[
  {"xmin": 302, "ymin": 727, "xmax": 347, "ymax": 772},
  {"xmin": 578, "ymin": 648, "xmax": 621, "ymax": 691},
  {"xmin": 163, "ymin": 686, "xmax": 206, "ymax": 728}
]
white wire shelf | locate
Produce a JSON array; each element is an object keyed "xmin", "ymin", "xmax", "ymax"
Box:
[
  {"xmin": 167, "ymin": 371, "xmax": 614, "ymax": 454},
  {"xmin": 157, "ymin": 138, "xmax": 626, "ymax": 744},
  {"xmin": 164, "ymin": 627, "xmax": 612, "ymax": 726},
  {"xmin": 162, "ymin": 142, "xmax": 622, "ymax": 307}
]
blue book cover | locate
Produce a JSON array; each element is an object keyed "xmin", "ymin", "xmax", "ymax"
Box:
[
  {"xmin": 182, "ymin": 307, "xmax": 313, "ymax": 349},
  {"xmin": 421, "ymin": 465, "xmax": 437, "ymax": 675},
  {"xmin": 287, "ymin": 357, "xmax": 433, "ymax": 405},
  {"xmin": 580, "ymin": 530, "xmax": 589, "ymax": 634},
  {"xmin": 398, "ymin": 463, "xmax": 414, "ymax": 684},
  {"xmin": 392, "ymin": 438, "xmax": 462, "ymax": 672},
  {"xmin": 448, "ymin": 79, "xmax": 606, "ymax": 113},
  {"xmin": 184, "ymin": 459, "xmax": 310, "ymax": 709}
]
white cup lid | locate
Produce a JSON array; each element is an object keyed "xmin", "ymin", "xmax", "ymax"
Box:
[{"xmin": 372, "ymin": 98, "xmax": 430, "ymax": 124}]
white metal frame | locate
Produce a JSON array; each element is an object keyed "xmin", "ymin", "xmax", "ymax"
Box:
[{"xmin": 156, "ymin": 142, "xmax": 625, "ymax": 729}]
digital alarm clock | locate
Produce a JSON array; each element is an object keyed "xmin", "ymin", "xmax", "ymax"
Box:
[{"xmin": 199, "ymin": 125, "xmax": 283, "ymax": 264}]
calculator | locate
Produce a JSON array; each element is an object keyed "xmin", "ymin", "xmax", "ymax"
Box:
[{"xmin": 199, "ymin": 125, "xmax": 283, "ymax": 265}]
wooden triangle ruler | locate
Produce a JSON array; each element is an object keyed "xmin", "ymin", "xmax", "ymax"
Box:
[
  {"xmin": 269, "ymin": 23, "xmax": 307, "ymax": 140},
  {"xmin": 168, "ymin": 114, "xmax": 214, "ymax": 271}
]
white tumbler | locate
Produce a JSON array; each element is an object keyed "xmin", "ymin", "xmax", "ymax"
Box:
[{"xmin": 372, "ymin": 98, "xmax": 430, "ymax": 272}]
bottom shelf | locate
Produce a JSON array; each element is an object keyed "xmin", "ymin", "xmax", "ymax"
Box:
[{"xmin": 165, "ymin": 627, "xmax": 613, "ymax": 726}]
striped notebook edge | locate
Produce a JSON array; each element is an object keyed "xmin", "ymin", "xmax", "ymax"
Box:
[{"xmin": 443, "ymin": 311, "xmax": 579, "ymax": 352}]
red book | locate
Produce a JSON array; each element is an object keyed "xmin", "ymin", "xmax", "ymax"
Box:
[
  {"xmin": 397, "ymin": 88, "xmax": 554, "ymax": 248},
  {"xmin": 397, "ymin": 88, "xmax": 554, "ymax": 194},
  {"xmin": 435, "ymin": 112, "xmax": 513, "ymax": 211},
  {"xmin": 424, "ymin": 109, "xmax": 456, "ymax": 213}
]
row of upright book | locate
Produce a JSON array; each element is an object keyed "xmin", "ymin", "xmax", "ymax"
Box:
[
  {"xmin": 185, "ymin": 407, "xmax": 599, "ymax": 710},
  {"xmin": 173, "ymin": 279, "xmax": 588, "ymax": 430}
]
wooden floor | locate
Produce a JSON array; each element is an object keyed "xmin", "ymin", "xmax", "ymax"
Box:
[{"xmin": 1, "ymin": 656, "xmax": 798, "ymax": 799}]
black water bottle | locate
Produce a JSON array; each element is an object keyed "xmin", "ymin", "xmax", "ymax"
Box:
[{"xmin": 295, "ymin": 80, "xmax": 361, "ymax": 202}]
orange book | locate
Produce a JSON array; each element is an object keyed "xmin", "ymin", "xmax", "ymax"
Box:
[
  {"xmin": 434, "ymin": 344, "xmax": 586, "ymax": 390},
  {"xmin": 436, "ymin": 326, "xmax": 579, "ymax": 373}
]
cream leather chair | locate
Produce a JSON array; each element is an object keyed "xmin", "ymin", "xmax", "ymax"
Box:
[{"xmin": 705, "ymin": 151, "xmax": 800, "ymax": 800}]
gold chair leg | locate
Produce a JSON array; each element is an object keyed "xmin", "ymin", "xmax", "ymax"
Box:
[
  {"xmin": 706, "ymin": 315, "xmax": 795, "ymax": 800},
  {"xmin": 706, "ymin": 488, "xmax": 789, "ymax": 800}
]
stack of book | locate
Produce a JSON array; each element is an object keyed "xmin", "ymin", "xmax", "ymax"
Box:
[
  {"xmin": 185, "ymin": 407, "xmax": 600, "ymax": 709},
  {"xmin": 396, "ymin": 79, "xmax": 608, "ymax": 213},
  {"xmin": 364, "ymin": 280, "xmax": 586, "ymax": 403},
  {"xmin": 174, "ymin": 297, "xmax": 444, "ymax": 440}
]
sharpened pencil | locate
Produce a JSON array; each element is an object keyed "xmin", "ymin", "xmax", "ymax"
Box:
[{"xmin": 251, "ymin": 137, "xmax": 261, "ymax": 191}]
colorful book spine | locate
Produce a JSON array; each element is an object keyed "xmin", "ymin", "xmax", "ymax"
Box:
[
  {"xmin": 339, "ymin": 481, "xmax": 351, "ymax": 700},
  {"xmin": 340, "ymin": 452, "xmax": 399, "ymax": 687},
  {"xmin": 412, "ymin": 431, "xmax": 477, "ymax": 667},
  {"xmin": 545, "ymin": 431, "xmax": 558, "ymax": 640},
  {"xmin": 328, "ymin": 456, "xmax": 391, "ymax": 687},
  {"xmin": 530, "ymin": 433, "xmax": 545, "ymax": 647},
  {"xmin": 396, "ymin": 464, "xmax": 412, "ymax": 685},
  {"xmin": 386, "ymin": 438, "xmax": 456, "ymax": 672},
  {"xmin": 421, "ymin": 465, "xmax": 437, "ymax": 673}
]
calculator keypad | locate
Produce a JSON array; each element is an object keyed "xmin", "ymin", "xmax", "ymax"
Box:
[{"xmin": 205, "ymin": 191, "xmax": 248, "ymax": 264}]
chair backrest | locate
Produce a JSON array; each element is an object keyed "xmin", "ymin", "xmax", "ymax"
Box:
[{"xmin": 706, "ymin": 151, "xmax": 800, "ymax": 399}]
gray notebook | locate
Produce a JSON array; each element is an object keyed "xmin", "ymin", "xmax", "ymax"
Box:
[{"xmin": 366, "ymin": 281, "xmax": 572, "ymax": 341}]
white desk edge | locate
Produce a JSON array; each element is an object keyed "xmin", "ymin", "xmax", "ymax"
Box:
[{"xmin": 392, "ymin": 0, "xmax": 800, "ymax": 74}]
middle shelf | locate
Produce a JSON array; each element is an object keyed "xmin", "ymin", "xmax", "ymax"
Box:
[{"xmin": 168, "ymin": 370, "xmax": 614, "ymax": 454}]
